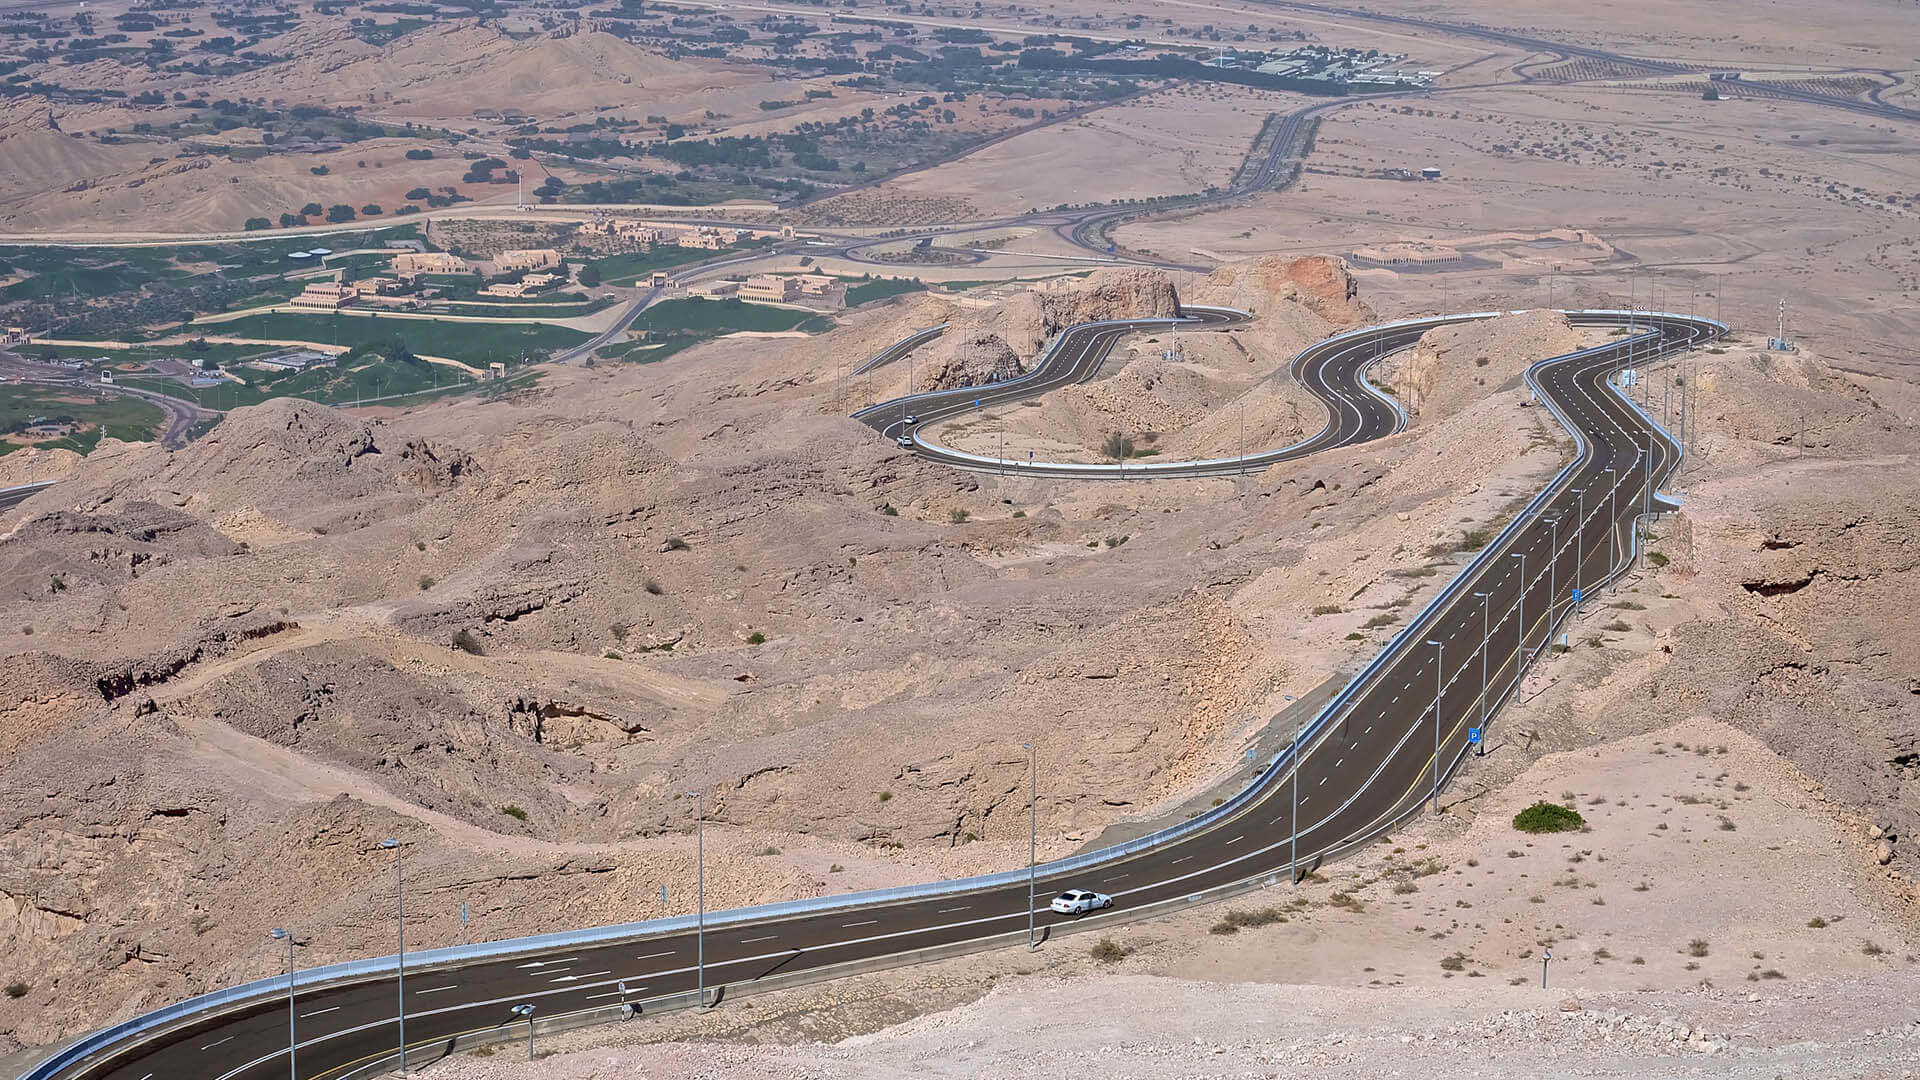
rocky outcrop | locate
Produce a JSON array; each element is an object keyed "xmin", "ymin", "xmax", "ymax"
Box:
[
  {"xmin": 1197, "ymin": 254, "xmax": 1361, "ymax": 321},
  {"xmin": 998, "ymin": 267, "xmax": 1182, "ymax": 361},
  {"xmin": 924, "ymin": 328, "xmax": 1023, "ymax": 392}
]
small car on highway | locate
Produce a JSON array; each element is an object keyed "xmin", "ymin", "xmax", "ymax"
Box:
[
  {"xmin": 896, "ymin": 434, "xmax": 915, "ymax": 449},
  {"xmin": 1049, "ymin": 889, "xmax": 1113, "ymax": 915},
  {"xmin": 903, "ymin": 414, "xmax": 918, "ymax": 426}
]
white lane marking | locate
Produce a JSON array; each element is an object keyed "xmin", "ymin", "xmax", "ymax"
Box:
[
  {"xmin": 516, "ymin": 957, "xmax": 577, "ymax": 969},
  {"xmin": 740, "ymin": 935, "xmax": 779, "ymax": 944},
  {"xmin": 584, "ymin": 987, "xmax": 643, "ymax": 1000},
  {"xmin": 415, "ymin": 985, "xmax": 459, "ymax": 995},
  {"xmin": 1170, "ymin": 855, "xmax": 1192, "ymax": 865},
  {"xmin": 299, "ymin": 1006, "xmax": 341, "ymax": 1018},
  {"xmin": 201, "ymin": 1036, "xmax": 235, "ymax": 1051},
  {"xmin": 550, "ymin": 970, "xmax": 610, "ymax": 983},
  {"xmin": 843, "ymin": 920, "xmax": 879, "ymax": 928},
  {"xmin": 937, "ymin": 906, "xmax": 970, "ymax": 913},
  {"xmin": 1225, "ymin": 835, "xmax": 1244, "ymax": 846},
  {"xmin": 634, "ymin": 950, "xmax": 674, "ymax": 961}
]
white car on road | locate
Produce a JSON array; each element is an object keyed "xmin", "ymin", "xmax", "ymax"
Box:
[{"xmin": 1049, "ymin": 889, "xmax": 1113, "ymax": 916}]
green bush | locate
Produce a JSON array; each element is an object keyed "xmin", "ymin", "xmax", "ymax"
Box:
[
  {"xmin": 500, "ymin": 805, "xmax": 528, "ymax": 821},
  {"xmin": 1512, "ymin": 800, "xmax": 1585, "ymax": 834},
  {"xmin": 746, "ymin": 632, "xmax": 765, "ymax": 645},
  {"xmin": 3, "ymin": 981, "xmax": 26, "ymax": 998}
]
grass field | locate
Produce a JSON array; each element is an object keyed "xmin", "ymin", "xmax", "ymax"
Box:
[
  {"xmin": 0, "ymin": 226, "xmax": 425, "ymax": 301},
  {"xmin": 585, "ymin": 246, "xmax": 724, "ymax": 287},
  {"xmin": 206, "ymin": 313, "xmax": 589, "ymax": 366},
  {"xmin": 20, "ymin": 341, "xmax": 283, "ymax": 369},
  {"xmin": 632, "ymin": 297, "xmax": 833, "ymax": 336},
  {"xmin": 0, "ymin": 385, "xmax": 166, "ymax": 455},
  {"xmin": 418, "ymin": 297, "xmax": 615, "ymax": 319},
  {"xmin": 595, "ymin": 297, "xmax": 834, "ymax": 365},
  {"xmin": 845, "ymin": 276, "xmax": 928, "ymax": 306},
  {"xmin": 122, "ymin": 350, "xmax": 475, "ymax": 411}
]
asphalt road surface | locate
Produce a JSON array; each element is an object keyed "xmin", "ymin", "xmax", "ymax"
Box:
[
  {"xmin": 58, "ymin": 309, "xmax": 1717, "ymax": 1080},
  {"xmin": 0, "ymin": 482, "xmax": 50, "ymax": 513}
]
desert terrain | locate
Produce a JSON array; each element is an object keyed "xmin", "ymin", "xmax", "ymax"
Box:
[{"xmin": 2, "ymin": 0, "xmax": 1919, "ymax": 1074}]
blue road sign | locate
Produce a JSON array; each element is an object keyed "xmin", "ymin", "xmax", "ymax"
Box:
[
  {"xmin": 1467, "ymin": 727, "xmax": 1482, "ymax": 744},
  {"xmin": 1571, "ymin": 587, "xmax": 1583, "ymax": 604}
]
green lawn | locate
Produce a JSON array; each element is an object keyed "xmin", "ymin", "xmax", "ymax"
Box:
[
  {"xmin": 632, "ymin": 297, "xmax": 833, "ymax": 335},
  {"xmin": 585, "ymin": 246, "xmax": 723, "ymax": 287},
  {"xmin": 0, "ymin": 226, "xmax": 425, "ymax": 301},
  {"xmin": 206, "ymin": 312, "xmax": 590, "ymax": 366},
  {"xmin": 595, "ymin": 297, "xmax": 833, "ymax": 365},
  {"xmin": 418, "ymin": 297, "xmax": 615, "ymax": 319},
  {"xmin": 20, "ymin": 341, "xmax": 282, "ymax": 369},
  {"xmin": 0, "ymin": 385, "xmax": 166, "ymax": 455},
  {"xmin": 845, "ymin": 276, "xmax": 928, "ymax": 306},
  {"xmin": 123, "ymin": 350, "xmax": 476, "ymax": 410}
]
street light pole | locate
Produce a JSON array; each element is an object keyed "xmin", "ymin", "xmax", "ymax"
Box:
[
  {"xmin": 689, "ymin": 790, "xmax": 705, "ymax": 1004},
  {"xmin": 1290, "ymin": 712, "xmax": 1303, "ymax": 884},
  {"xmin": 1472, "ymin": 591, "xmax": 1489, "ymax": 755},
  {"xmin": 1023, "ymin": 741, "xmax": 1037, "ymax": 950},
  {"xmin": 270, "ymin": 929, "xmax": 296, "ymax": 1080},
  {"xmin": 510, "ymin": 1004, "xmax": 535, "ymax": 1061},
  {"xmin": 1605, "ymin": 467, "xmax": 1619, "ymax": 591},
  {"xmin": 1571, "ymin": 488, "xmax": 1585, "ymax": 614},
  {"xmin": 379, "ymin": 838, "xmax": 405, "ymax": 1075},
  {"xmin": 1640, "ymin": 441, "xmax": 1652, "ymax": 569},
  {"xmin": 1427, "ymin": 639, "xmax": 1443, "ymax": 813},
  {"xmin": 1510, "ymin": 552, "xmax": 1526, "ymax": 666}
]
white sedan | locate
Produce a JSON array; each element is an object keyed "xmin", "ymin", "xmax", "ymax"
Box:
[{"xmin": 1049, "ymin": 889, "xmax": 1114, "ymax": 916}]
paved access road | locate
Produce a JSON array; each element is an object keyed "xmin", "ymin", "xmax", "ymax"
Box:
[
  {"xmin": 53, "ymin": 309, "xmax": 1716, "ymax": 1080},
  {"xmin": 853, "ymin": 305, "xmax": 1411, "ymax": 477}
]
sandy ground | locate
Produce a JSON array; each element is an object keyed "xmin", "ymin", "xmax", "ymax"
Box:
[
  {"xmin": 879, "ymin": 85, "xmax": 1296, "ymax": 217},
  {"xmin": 415, "ymin": 715, "xmax": 1920, "ymax": 1079},
  {"xmin": 1115, "ymin": 83, "xmax": 1920, "ymax": 388},
  {"xmin": 4, "ymin": 0, "xmax": 1920, "ymax": 1067}
]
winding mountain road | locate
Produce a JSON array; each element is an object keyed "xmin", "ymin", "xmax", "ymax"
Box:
[{"xmin": 32, "ymin": 306, "xmax": 1720, "ymax": 1080}]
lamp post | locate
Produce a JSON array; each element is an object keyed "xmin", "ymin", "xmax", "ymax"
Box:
[
  {"xmin": 379, "ymin": 838, "xmax": 405, "ymax": 1075},
  {"xmin": 1510, "ymin": 552, "xmax": 1526, "ymax": 667},
  {"xmin": 1605, "ymin": 467, "xmax": 1619, "ymax": 591},
  {"xmin": 270, "ymin": 929, "xmax": 296, "ymax": 1080},
  {"xmin": 1427, "ymin": 639, "xmax": 1443, "ymax": 813},
  {"xmin": 1571, "ymin": 488, "xmax": 1586, "ymax": 613},
  {"xmin": 1640, "ymin": 440, "xmax": 1652, "ymax": 568},
  {"xmin": 1472, "ymin": 591, "xmax": 1489, "ymax": 755},
  {"xmin": 1290, "ymin": 711, "xmax": 1303, "ymax": 884},
  {"xmin": 1023, "ymin": 741, "xmax": 1037, "ymax": 950},
  {"xmin": 689, "ymin": 790, "xmax": 705, "ymax": 1004},
  {"xmin": 509, "ymin": 1003, "xmax": 535, "ymax": 1061},
  {"xmin": 1547, "ymin": 513, "xmax": 1560, "ymax": 634}
]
